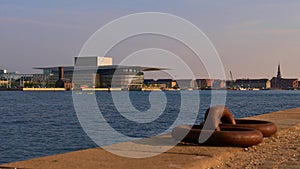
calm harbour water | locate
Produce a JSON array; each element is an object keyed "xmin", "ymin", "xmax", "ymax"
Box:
[{"xmin": 1, "ymin": 90, "xmax": 300, "ymax": 163}]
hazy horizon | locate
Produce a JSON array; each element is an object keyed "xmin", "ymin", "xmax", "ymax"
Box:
[{"xmin": 1, "ymin": 0, "xmax": 300, "ymax": 79}]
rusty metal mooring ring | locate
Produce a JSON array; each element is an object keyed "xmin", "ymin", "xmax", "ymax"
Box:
[
  {"xmin": 204, "ymin": 105, "xmax": 277, "ymax": 137},
  {"xmin": 171, "ymin": 105, "xmax": 277, "ymax": 147},
  {"xmin": 172, "ymin": 125, "xmax": 263, "ymax": 147},
  {"xmin": 221, "ymin": 119, "xmax": 277, "ymax": 137}
]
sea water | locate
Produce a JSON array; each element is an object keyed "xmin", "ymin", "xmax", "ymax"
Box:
[{"xmin": 1, "ymin": 90, "xmax": 300, "ymax": 163}]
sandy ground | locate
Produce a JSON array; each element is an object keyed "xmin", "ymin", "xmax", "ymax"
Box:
[{"xmin": 1, "ymin": 108, "xmax": 300, "ymax": 169}]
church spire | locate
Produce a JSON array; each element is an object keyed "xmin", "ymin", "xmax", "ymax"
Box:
[{"xmin": 277, "ymin": 63, "xmax": 282, "ymax": 79}]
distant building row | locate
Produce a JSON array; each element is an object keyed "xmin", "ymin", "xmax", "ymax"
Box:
[
  {"xmin": 144, "ymin": 79, "xmax": 226, "ymax": 90},
  {"xmin": 0, "ymin": 60, "xmax": 299, "ymax": 90},
  {"xmin": 144, "ymin": 64, "xmax": 299, "ymax": 90},
  {"xmin": 143, "ymin": 77, "xmax": 298, "ymax": 90},
  {"xmin": 144, "ymin": 78, "xmax": 270, "ymax": 90}
]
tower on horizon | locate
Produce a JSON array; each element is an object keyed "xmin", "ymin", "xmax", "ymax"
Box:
[
  {"xmin": 277, "ymin": 63, "xmax": 282, "ymax": 79},
  {"xmin": 271, "ymin": 63, "xmax": 298, "ymax": 89}
]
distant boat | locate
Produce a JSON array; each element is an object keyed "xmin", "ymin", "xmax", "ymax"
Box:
[
  {"xmin": 80, "ymin": 85, "xmax": 89, "ymax": 89},
  {"xmin": 237, "ymin": 87, "xmax": 261, "ymax": 91},
  {"xmin": 236, "ymin": 87, "xmax": 247, "ymax": 90}
]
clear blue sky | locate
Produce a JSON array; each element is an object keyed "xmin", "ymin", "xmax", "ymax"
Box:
[{"xmin": 1, "ymin": 0, "xmax": 300, "ymax": 79}]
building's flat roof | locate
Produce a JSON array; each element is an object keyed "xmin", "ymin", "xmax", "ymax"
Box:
[{"xmin": 34, "ymin": 65, "xmax": 167, "ymax": 71}]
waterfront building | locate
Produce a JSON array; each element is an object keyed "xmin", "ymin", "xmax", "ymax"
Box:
[
  {"xmin": 36, "ymin": 56, "xmax": 162, "ymax": 90},
  {"xmin": 0, "ymin": 67, "xmax": 7, "ymax": 87},
  {"xmin": 234, "ymin": 79, "xmax": 271, "ymax": 89},
  {"xmin": 226, "ymin": 80, "xmax": 235, "ymax": 89},
  {"xmin": 0, "ymin": 72, "xmax": 48, "ymax": 88},
  {"xmin": 74, "ymin": 56, "xmax": 112, "ymax": 67},
  {"xmin": 175, "ymin": 79, "xmax": 195, "ymax": 89},
  {"xmin": 38, "ymin": 65, "xmax": 146, "ymax": 90},
  {"xmin": 0, "ymin": 78, "xmax": 8, "ymax": 87},
  {"xmin": 195, "ymin": 79, "xmax": 213, "ymax": 89},
  {"xmin": 143, "ymin": 79, "xmax": 226, "ymax": 90},
  {"xmin": 0, "ymin": 67, "xmax": 7, "ymax": 74},
  {"xmin": 143, "ymin": 79, "xmax": 176, "ymax": 89},
  {"xmin": 270, "ymin": 64, "xmax": 298, "ymax": 90},
  {"xmin": 212, "ymin": 79, "xmax": 226, "ymax": 89},
  {"xmin": 194, "ymin": 79, "xmax": 226, "ymax": 90},
  {"xmin": 195, "ymin": 79, "xmax": 225, "ymax": 89},
  {"xmin": 271, "ymin": 78, "xmax": 298, "ymax": 90}
]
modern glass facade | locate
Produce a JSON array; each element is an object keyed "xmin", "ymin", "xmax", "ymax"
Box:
[{"xmin": 36, "ymin": 65, "xmax": 148, "ymax": 90}]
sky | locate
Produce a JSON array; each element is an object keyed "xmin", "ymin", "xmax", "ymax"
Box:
[{"xmin": 1, "ymin": 0, "xmax": 300, "ymax": 79}]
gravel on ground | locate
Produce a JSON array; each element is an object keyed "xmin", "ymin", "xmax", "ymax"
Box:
[{"xmin": 209, "ymin": 124, "xmax": 300, "ymax": 169}]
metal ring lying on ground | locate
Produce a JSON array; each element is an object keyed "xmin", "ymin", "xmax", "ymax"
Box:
[
  {"xmin": 172, "ymin": 125, "xmax": 263, "ymax": 147},
  {"xmin": 204, "ymin": 105, "xmax": 277, "ymax": 137},
  {"xmin": 221, "ymin": 119, "xmax": 277, "ymax": 137}
]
